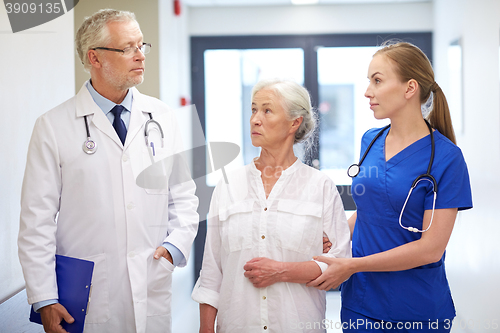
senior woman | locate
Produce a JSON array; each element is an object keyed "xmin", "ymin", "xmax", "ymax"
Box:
[{"xmin": 192, "ymin": 78, "xmax": 351, "ymax": 333}]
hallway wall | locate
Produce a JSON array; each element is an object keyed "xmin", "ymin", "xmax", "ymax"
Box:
[
  {"xmin": 434, "ymin": 0, "xmax": 500, "ymax": 329},
  {"xmin": 0, "ymin": 7, "xmax": 75, "ymax": 303}
]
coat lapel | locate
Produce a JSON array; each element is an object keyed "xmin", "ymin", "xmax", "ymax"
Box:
[
  {"xmin": 75, "ymin": 83, "xmax": 124, "ymax": 147},
  {"xmin": 124, "ymin": 88, "xmax": 159, "ymax": 150}
]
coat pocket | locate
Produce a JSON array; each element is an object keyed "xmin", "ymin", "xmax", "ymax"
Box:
[
  {"xmin": 83, "ymin": 253, "xmax": 111, "ymax": 324},
  {"xmin": 138, "ymin": 143, "xmax": 173, "ymax": 195},
  {"xmin": 147, "ymin": 256, "xmax": 173, "ymax": 316}
]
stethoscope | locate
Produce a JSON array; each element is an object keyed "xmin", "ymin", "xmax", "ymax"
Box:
[
  {"xmin": 347, "ymin": 120, "xmax": 437, "ymax": 233},
  {"xmin": 82, "ymin": 112, "xmax": 164, "ymax": 160}
]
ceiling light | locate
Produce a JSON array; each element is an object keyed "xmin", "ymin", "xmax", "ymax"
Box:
[{"xmin": 291, "ymin": 0, "xmax": 319, "ymax": 5}]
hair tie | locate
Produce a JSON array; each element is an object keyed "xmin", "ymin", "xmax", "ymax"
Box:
[{"xmin": 431, "ymin": 81, "xmax": 440, "ymax": 92}]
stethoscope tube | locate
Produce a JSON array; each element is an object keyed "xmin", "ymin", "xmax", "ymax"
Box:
[
  {"xmin": 82, "ymin": 115, "xmax": 97, "ymax": 155},
  {"xmin": 144, "ymin": 113, "xmax": 164, "ymax": 149},
  {"xmin": 144, "ymin": 113, "xmax": 164, "ymax": 164},
  {"xmin": 347, "ymin": 124, "xmax": 390, "ymax": 178},
  {"xmin": 82, "ymin": 112, "xmax": 164, "ymax": 157},
  {"xmin": 348, "ymin": 120, "xmax": 437, "ymax": 233}
]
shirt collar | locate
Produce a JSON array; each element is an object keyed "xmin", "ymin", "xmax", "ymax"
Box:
[
  {"xmin": 250, "ymin": 157, "xmax": 302, "ymax": 176},
  {"xmin": 85, "ymin": 80, "xmax": 133, "ymax": 113}
]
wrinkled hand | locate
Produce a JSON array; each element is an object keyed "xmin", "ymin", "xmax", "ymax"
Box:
[
  {"xmin": 306, "ymin": 256, "xmax": 353, "ymax": 290},
  {"xmin": 154, "ymin": 246, "xmax": 173, "ymax": 264},
  {"xmin": 323, "ymin": 236, "xmax": 332, "ymax": 253},
  {"xmin": 39, "ymin": 303, "xmax": 74, "ymax": 333},
  {"xmin": 243, "ymin": 257, "xmax": 284, "ymax": 288}
]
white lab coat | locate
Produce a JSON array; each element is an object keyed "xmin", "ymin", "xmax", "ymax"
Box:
[{"xmin": 18, "ymin": 83, "xmax": 199, "ymax": 333}]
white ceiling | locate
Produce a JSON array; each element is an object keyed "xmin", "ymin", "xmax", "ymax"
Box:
[{"xmin": 182, "ymin": 0, "xmax": 430, "ymax": 7}]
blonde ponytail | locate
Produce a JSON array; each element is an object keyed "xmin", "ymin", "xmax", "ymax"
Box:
[{"xmin": 427, "ymin": 83, "xmax": 456, "ymax": 144}]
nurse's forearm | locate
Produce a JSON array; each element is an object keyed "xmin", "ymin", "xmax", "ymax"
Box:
[
  {"xmin": 308, "ymin": 208, "xmax": 458, "ymax": 290},
  {"xmin": 347, "ymin": 211, "xmax": 357, "ymax": 239},
  {"xmin": 352, "ymin": 208, "xmax": 458, "ymax": 273},
  {"xmin": 351, "ymin": 241, "xmax": 439, "ymax": 273},
  {"xmin": 309, "ymin": 243, "xmax": 446, "ymax": 291}
]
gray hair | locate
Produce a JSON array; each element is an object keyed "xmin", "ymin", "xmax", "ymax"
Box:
[
  {"xmin": 76, "ymin": 9, "xmax": 138, "ymax": 72},
  {"xmin": 251, "ymin": 78, "xmax": 317, "ymax": 145}
]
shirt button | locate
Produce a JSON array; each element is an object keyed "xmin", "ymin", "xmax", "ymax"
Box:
[
  {"xmin": 127, "ymin": 202, "xmax": 135, "ymax": 210},
  {"xmin": 264, "ymin": 207, "xmax": 267, "ymax": 211},
  {"xmin": 128, "ymin": 251, "xmax": 135, "ymax": 258},
  {"xmin": 261, "ymin": 235, "xmax": 265, "ymax": 239},
  {"xmin": 262, "ymin": 296, "xmax": 266, "ymax": 300}
]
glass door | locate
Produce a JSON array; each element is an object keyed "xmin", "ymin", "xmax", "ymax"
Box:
[{"xmin": 317, "ymin": 46, "xmax": 389, "ymax": 186}]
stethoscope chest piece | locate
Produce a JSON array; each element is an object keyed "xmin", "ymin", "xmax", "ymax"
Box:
[
  {"xmin": 82, "ymin": 115, "xmax": 97, "ymax": 154},
  {"xmin": 83, "ymin": 138, "xmax": 97, "ymax": 155},
  {"xmin": 347, "ymin": 164, "xmax": 361, "ymax": 178}
]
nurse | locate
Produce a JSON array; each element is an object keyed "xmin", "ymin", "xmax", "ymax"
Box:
[{"xmin": 308, "ymin": 42, "xmax": 472, "ymax": 332}]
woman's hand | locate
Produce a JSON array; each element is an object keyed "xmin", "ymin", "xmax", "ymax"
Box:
[
  {"xmin": 243, "ymin": 257, "xmax": 284, "ymax": 288},
  {"xmin": 306, "ymin": 256, "xmax": 355, "ymax": 290}
]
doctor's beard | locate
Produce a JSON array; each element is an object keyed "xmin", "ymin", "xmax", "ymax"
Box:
[{"xmin": 101, "ymin": 58, "xmax": 144, "ymax": 91}]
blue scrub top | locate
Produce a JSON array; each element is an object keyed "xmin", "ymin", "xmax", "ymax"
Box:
[{"xmin": 341, "ymin": 127, "xmax": 473, "ymax": 322}]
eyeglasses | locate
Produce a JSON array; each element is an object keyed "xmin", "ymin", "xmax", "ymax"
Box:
[{"xmin": 92, "ymin": 43, "xmax": 151, "ymax": 56}]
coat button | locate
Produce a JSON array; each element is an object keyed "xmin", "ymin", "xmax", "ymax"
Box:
[
  {"xmin": 261, "ymin": 235, "xmax": 265, "ymax": 240},
  {"xmin": 264, "ymin": 207, "xmax": 267, "ymax": 211}
]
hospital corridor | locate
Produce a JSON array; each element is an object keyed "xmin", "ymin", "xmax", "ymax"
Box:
[{"xmin": 1, "ymin": 0, "xmax": 499, "ymax": 332}]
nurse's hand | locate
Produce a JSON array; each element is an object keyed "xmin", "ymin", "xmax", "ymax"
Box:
[
  {"xmin": 39, "ymin": 303, "xmax": 74, "ymax": 333},
  {"xmin": 244, "ymin": 257, "xmax": 284, "ymax": 288},
  {"xmin": 154, "ymin": 246, "xmax": 173, "ymax": 265},
  {"xmin": 306, "ymin": 256, "xmax": 354, "ymax": 290},
  {"xmin": 323, "ymin": 236, "xmax": 332, "ymax": 253}
]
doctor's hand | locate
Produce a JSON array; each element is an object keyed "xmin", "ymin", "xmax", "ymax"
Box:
[
  {"xmin": 243, "ymin": 257, "xmax": 284, "ymax": 288},
  {"xmin": 306, "ymin": 256, "xmax": 354, "ymax": 291},
  {"xmin": 39, "ymin": 303, "xmax": 74, "ymax": 333},
  {"xmin": 154, "ymin": 246, "xmax": 173, "ymax": 265}
]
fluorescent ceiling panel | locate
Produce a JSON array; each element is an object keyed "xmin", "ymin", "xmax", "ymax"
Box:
[{"xmin": 183, "ymin": 0, "xmax": 430, "ymax": 6}]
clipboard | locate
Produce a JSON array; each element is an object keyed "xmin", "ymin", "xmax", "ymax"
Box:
[{"xmin": 29, "ymin": 255, "xmax": 94, "ymax": 333}]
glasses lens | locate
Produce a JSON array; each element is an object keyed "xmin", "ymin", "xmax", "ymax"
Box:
[
  {"xmin": 121, "ymin": 44, "xmax": 150, "ymax": 56},
  {"xmin": 122, "ymin": 46, "xmax": 135, "ymax": 56},
  {"xmin": 140, "ymin": 43, "xmax": 151, "ymax": 55}
]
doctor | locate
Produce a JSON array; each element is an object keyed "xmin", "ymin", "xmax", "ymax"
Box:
[{"xmin": 18, "ymin": 9, "xmax": 198, "ymax": 333}]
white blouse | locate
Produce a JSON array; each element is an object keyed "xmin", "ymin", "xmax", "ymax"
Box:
[{"xmin": 192, "ymin": 159, "xmax": 351, "ymax": 333}]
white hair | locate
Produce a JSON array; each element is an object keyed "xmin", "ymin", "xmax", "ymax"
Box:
[
  {"xmin": 251, "ymin": 78, "xmax": 317, "ymax": 145},
  {"xmin": 75, "ymin": 9, "xmax": 138, "ymax": 72}
]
